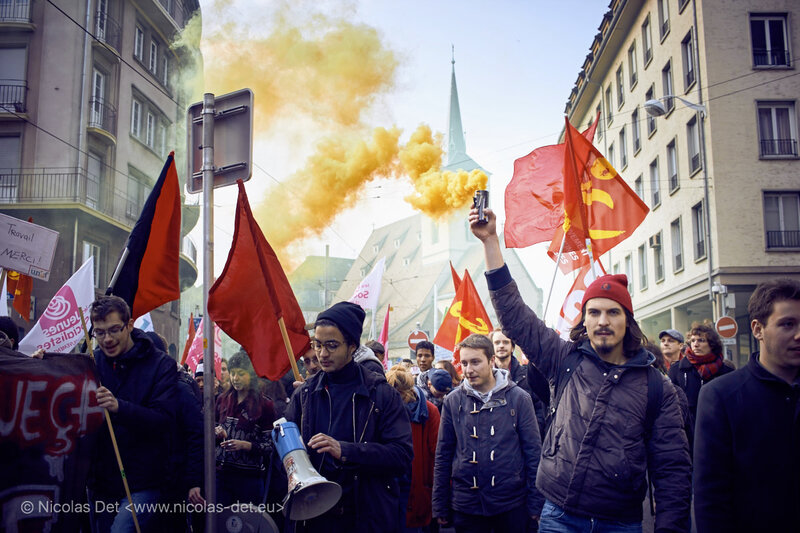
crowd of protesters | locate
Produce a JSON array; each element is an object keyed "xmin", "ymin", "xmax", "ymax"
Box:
[{"xmin": 2, "ymin": 206, "xmax": 798, "ymax": 533}]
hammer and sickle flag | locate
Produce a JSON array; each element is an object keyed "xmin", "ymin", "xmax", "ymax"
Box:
[
  {"xmin": 547, "ymin": 117, "xmax": 649, "ymax": 273},
  {"xmin": 433, "ymin": 269, "xmax": 493, "ymax": 367}
]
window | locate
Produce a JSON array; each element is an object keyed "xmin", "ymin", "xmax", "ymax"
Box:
[
  {"xmin": 681, "ymin": 31, "xmax": 695, "ymax": 89},
  {"xmin": 161, "ymin": 55, "xmax": 169, "ymax": 86},
  {"xmin": 613, "ymin": 262, "xmax": 621, "ymax": 274},
  {"xmin": 679, "ymin": 0, "xmax": 690, "ymax": 12},
  {"xmin": 608, "ymin": 143, "xmax": 615, "ymax": 168},
  {"xmin": 632, "ymin": 108, "xmax": 641, "ymax": 153},
  {"xmin": 159, "ymin": 123, "xmax": 167, "ymax": 156},
  {"xmin": 662, "ymin": 60, "xmax": 674, "ymax": 113},
  {"xmin": 687, "ymin": 116, "xmax": 702, "ymax": 172},
  {"xmin": 134, "ymin": 26, "xmax": 144, "ymax": 60},
  {"xmin": 652, "ymin": 232, "xmax": 665, "ymax": 282},
  {"xmin": 624, "ymin": 254, "xmax": 634, "ymax": 295},
  {"xmin": 83, "ymin": 242, "xmax": 101, "ymax": 287},
  {"xmin": 667, "ymin": 139, "xmax": 679, "ymax": 191},
  {"xmin": 393, "ymin": 238, "xmax": 401, "ymax": 249},
  {"xmin": 650, "ymin": 158, "xmax": 661, "ymax": 207},
  {"xmin": 642, "ymin": 16, "xmax": 653, "ymax": 66},
  {"xmin": 619, "ymin": 127, "xmax": 628, "ymax": 168},
  {"xmin": 692, "ymin": 201, "xmax": 706, "ymax": 259},
  {"xmin": 371, "ymin": 244, "xmax": 379, "ymax": 253},
  {"xmin": 638, "ymin": 244, "xmax": 648, "ymax": 290},
  {"xmin": 87, "ymin": 152, "xmax": 103, "ymax": 209},
  {"xmin": 646, "ymin": 85, "xmax": 657, "ymax": 136},
  {"xmin": 764, "ymin": 192, "xmax": 800, "ymax": 248},
  {"xmin": 149, "ymin": 40, "xmax": 158, "ymax": 74},
  {"xmin": 146, "ymin": 113, "xmax": 155, "ymax": 147},
  {"xmin": 0, "ymin": 135, "xmax": 21, "ymax": 201},
  {"xmin": 96, "ymin": 0, "xmax": 108, "ymax": 41},
  {"xmin": 750, "ymin": 14, "xmax": 790, "ymax": 67},
  {"xmin": 616, "ymin": 66, "xmax": 625, "ymax": 109},
  {"xmin": 605, "ymin": 85, "xmax": 613, "ymax": 126},
  {"xmin": 90, "ymin": 68, "xmax": 106, "ymax": 128},
  {"xmin": 634, "ymin": 175, "xmax": 644, "ymax": 200},
  {"xmin": 131, "ymin": 99, "xmax": 141, "ymax": 137},
  {"xmin": 757, "ymin": 101, "xmax": 798, "ymax": 157},
  {"xmin": 657, "ymin": 0, "xmax": 670, "ymax": 40},
  {"xmin": 596, "ymin": 104, "xmax": 603, "ymax": 140},
  {"xmin": 671, "ymin": 217, "xmax": 684, "ymax": 272},
  {"xmin": 126, "ymin": 174, "xmax": 146, "ymax": 219},
  {"xmin": 0, "ymin": 47, "xmax": 27, "ymax": 112},
  {"xmin": 628, "ymin": 42, "xmax": 638, "ymax": 88},
  {"xmin": 402, "ymin": 257, "xmax": 411, "ymax": 267}
]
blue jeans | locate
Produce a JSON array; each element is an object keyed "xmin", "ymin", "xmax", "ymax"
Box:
[
  {"xmin": 88, "ymin": 488, "xmax": 162, "ymax": 533},
  {"xmin": 538, "ymin": 500, "xmax": 642, "ymax": 533}
]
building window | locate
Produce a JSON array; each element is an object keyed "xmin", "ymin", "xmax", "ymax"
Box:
[
  {"xmin": 613, "ymin": 262, "xmax": 620, "ymax": 274},
  {"xmin": 671, "ymin": 217, "xmax": 684, "ymax": 272},
  {"xmin": 628, "ymin": 42, "xmax": 638, "ymax": 88},
  {"xmin": 632, "ymin": 108, "xmax": 641, "ymax": 153},
  {"xmin": 159, "ymin": 123, "xmax": 167, "ymax": 156},
  {"xmin": 646, "ymin": 85, "xmax": 657, "ymax": 136},
  {"xmin": 146, "ymin": 113, "xmax": 155, "ymax": 147},
  {"xmin": 657, "ymin": 0, "xmax": 670, "ymax": 40},
  {"xmin": 687, "ymin": 116, "xmax": 702, "ymax": 173},
  {"xmin": 757, "ymin": 101, "xmax": 798, "ymax": 157},
  {"xmin": 0, "ymin": 47, "xmax": 27, "ymax": 113},
  {"xmin": 149, "ymin": 40, "xmax": 158, "ymax": 74},
  {"xmin": 750, "ymin": 14, "xmax": 790, "ymax": 67},
  {"xmin": 681, "ymin": 31, "xmax": 696, "ymax": 90},
  {"xmin": 596, "ymin": 103, "xmax": 603, "ymax": 140},
  {"xmin": 134, "ymin": 26, "xmax": 144, "ymax": 60},
  {"xmin": 667, "ymin": 139, "xmax": 679, "ymax": 192},
  {"xmin": 642, "ymin": 16, "xmax": 653, "ymax": 66},
  {"xmin": 616, "ymin": 65, "xmax": 625, "ymax": 109},
  {"xmin": 619, "ymin": 127, "xmax": 628, "ymax": 168},
  {"xmin": 402, "ymin": 257, "xmax": 411, "ymax": 267},
  {"xmin": 90, "ymin": 68, "xmax": 106, "ymax": 128},
  {"xmin": 608, "ymin": 143, "xmax": 615, "ymax": 169},
  {"xmin": 679, "ymin": 0, "xmax": 690, "ymax": 13},
  {"xmin": 692, "ymin": 201, "xmax": 706, "ymax": 260},
  {"xmin": 662, "ymin": 60, "xmax": 674, "ymax": 113},
  {"xmin": 638, "ymin": 244, "xmax": 648, "ymax": 291},
  {"xmin": 764, "ymin": 192, "xmax": 800, "ymax": 248},
  {"xmin": 371, "ymin": 244, "xmax": 379, "ymax": 253},
  {"xmin": 393, "ymin": 238, "xmax": 401, "ymax": 249},
  {"xmin": 83, "ymin": 242, "xmax": 101, "ymax": 287},
  {"xmin": 0, "ymin": 135, "xmax": 21, "ymax": 201},
  {"xmin": 131, "ymin": 99, "xmax": 141, "ymax": 137},
  {"xmin": 161, "ymin": 55, "xmax": 169, "ymax": 86},
  {"xmin": 86, "ymin": 152, "xmax": 103, "ymax": 209},
  {"xmin": 624, "ymin": 254, "xmax": 633, "ymax": 295},
  {"xmin": 634, "ymin": 175, "xmax": 644, "ymax": 201},
  {"xmin": 605, "ymin": 85, "xmax": 613, "ymax": 126},
  {"xmin": 652, "ymin": 232, "xmax": 665, "ymax": 282},
  {"xmin": 650, "ymin": 157, "xmax": 661, "ymax": 208}
]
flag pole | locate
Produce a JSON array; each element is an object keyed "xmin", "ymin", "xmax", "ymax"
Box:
[
  {"xmin": 564, "ymin": 117, "xmax": 597, "ymax": 272},
  {"xmin": 543, "ymin": 231, "xmax": 567, "ymax": 322},
  {"xmin": 78, "ymin": 308, "xmax": 142, "ymax": 533},
  {"xmin": 105, "ymin": 247, "xmax": 130, "ymax": 295},
  {"xmin": 278, "ymin": 317, "xmax": 303, "ymax": 381}
]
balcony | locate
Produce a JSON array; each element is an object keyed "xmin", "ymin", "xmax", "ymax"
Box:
[
  {"xmin": 0, "ymin": 80, "xmax": 27, "ymax": 113},
  {"xmin": 766, "ymin": 230, "xmax": 800, "ymax": 249},
  {"xmin": 88, "ymin": 97, "xmax": 117, "ymax": 140},
  {"xmin": 180, "ymin": 235, "xmax": 198, "ymax": 289},
  {"xmin": 157, "ymin": 0, "xmax": 197, "ymax": 28},
  {"xmin": 94, "ymin": 11, "xmax": 122, "ymax": 53},
  {"xmin": 760, "ymin": 138, "xmax": 798, "ymax": 157},
  {"xmin": 753, "ymin": 48, "xmax": 790, "ymax": 67},
  {"xmin": 0, "ymin": 1, "xmax": 31, "ymax": 23}
]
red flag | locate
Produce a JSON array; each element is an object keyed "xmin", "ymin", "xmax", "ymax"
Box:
[
  {"xmin": 449, "ymin": 262, "xmax": 461, "ymax": 292},
  {"xmin": 110, "ymin": 152, "xmax": 181, "ymax": 319},
  {"xmin": 180, "ymin": 312, "xmax": 195, "ymax": 366},
  {"xmin": 433, "ymin": 270, "xmax": 493, "ymax": 367},
  {"xmin": 504, "ymin": 116, "xmax": 599, "ymax": 248},
  {"xmin": 547, "ymin": 118, "xmax": 649, "ymax": 273},
  {"xmin": 207, "ymin": 180, "xmax": 310, "ymax": 381},
  {"xmin": 378, "ymin": 305, "xmax": 391, "ymax": 370},
  {"xmin": 7, "ymin": 270, "xmax": 33, "ymax": 322}
]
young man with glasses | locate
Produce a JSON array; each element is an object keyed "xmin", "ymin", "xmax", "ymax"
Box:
[
  {"xmin": 87, "ymin": 295, "xmax": 177, "ymax": 532},
  {"xmin": 284, "ymin": 301, "xmax": 413, "ymax": 533}
]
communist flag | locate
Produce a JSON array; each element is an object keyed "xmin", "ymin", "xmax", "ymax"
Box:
[
  {"xmin": 110, "ymin": 152, "xmax": 181, "ymax": 319},
  {"xmin": 7, "ymin": 270, "xmax": 33, "ymax": 322},
  {"xmin": 547, "ymin": 117, "xmax": 649, "ymax": 273},
  {"xmin": 449, "ymin": 261, "xmax": 461, "ymax": 292},
  {"xmin": 504, "ymin": 114, "xmax": 599, "ymax": 249},
  {"xmin": 207, "ymin": 180, "xmax": 310, "ymax": 381},
  {"xmin": 433, "ymin": 269, "xmax": 493, "ymax": 366}
]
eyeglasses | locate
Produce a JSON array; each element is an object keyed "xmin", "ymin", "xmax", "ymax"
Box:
[
  {"xmin": 311, "ymin": 340, "xmax": 343, "ymax": 352},
  {"xmin": 92, "ymin": 324, "xmax": 126, "ymax": 338}
]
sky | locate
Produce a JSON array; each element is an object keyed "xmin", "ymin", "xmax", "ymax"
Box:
[{"xmin": 192, "ymin": 0, "xmax": 611, "ymax": 325}]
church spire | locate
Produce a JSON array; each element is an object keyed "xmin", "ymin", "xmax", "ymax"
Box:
[{"xmin": 447, "ymin": 46, "xmax": 467, "ymax": 166}]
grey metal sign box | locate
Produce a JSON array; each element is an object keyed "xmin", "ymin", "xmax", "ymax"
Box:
[{"xmin": 186, "ymin": 88, "xmax": 254, "ymax": 192}]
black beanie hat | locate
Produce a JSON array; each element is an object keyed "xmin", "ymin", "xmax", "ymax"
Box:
[{"xmin": 317, "ymin": 302, "xmax": 366, "ymax": 345}]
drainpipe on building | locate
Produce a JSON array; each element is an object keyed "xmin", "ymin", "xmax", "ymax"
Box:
[{"xmin": 74, "ymin": 0, "xmax": 92, "ymax": 273}]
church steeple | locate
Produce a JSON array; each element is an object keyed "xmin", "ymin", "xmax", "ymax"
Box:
[{"xmin": 447, "ymin": 46, "xmax": 467, "ymax": 166}]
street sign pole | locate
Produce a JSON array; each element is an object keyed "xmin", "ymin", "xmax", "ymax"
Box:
[{"xmin": 201, "ymin": 93, "xmax": 217, "ymax": 533}]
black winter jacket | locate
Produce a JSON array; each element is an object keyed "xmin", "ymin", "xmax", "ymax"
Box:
[
  {"xmin": 693, "ymin": 352, "xmax": 800, "ymax": 533},
  {"xmin": 507, "ymin": 356, "xmax": 547, "ymax": 436},
  {"xmin": 285, "ymin": 361, "xmax": 413, "ymax": 533},
  {"xmin": 668, "ymin": 355, "xmax": 734, "ymax": 424},
  {"xmin": 90, "ymin": 328, "xmax": 177, "ymax": 498},
  {"xmin": 487, "ymin": 265, "xmax": 691, "ymax": 532}
]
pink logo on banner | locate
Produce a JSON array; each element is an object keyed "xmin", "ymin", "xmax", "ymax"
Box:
[{"xmin": 38, "ymin": 286, "xmax": 84, "ymax": 349}]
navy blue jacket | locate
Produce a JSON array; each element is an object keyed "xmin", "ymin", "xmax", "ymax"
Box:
[
  {"xmin": 694, "ymin": 352, "xmax": 800, "ymax": 533},
  {"xmin": 90, "ymin": 328, "xmax": 177, "ymax": 497},
  {"xmin": 507, "ymin": 355, "xmax": 547, "ymax": 436},
  {"xmin": 432, "ymin": 370, "xmax": 544, "ymax": 519}
]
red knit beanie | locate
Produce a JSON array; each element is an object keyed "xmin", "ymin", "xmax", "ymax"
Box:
[{"xmin": 581, "ymin": 274, "xmax": 633, "ymax": 314}]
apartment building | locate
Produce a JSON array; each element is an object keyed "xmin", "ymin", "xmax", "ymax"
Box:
[
  {"xmin": 0, "ymin": 0, "xmax": 201, "ymax": 357},
  {"xmin": 563, "ymin": 0, "xmax": 800, "ymax": 366}
]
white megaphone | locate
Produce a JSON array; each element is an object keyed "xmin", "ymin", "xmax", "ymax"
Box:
[{"xmin": 272, "ymin": 417, "xmax": 342, "ymax": 521}]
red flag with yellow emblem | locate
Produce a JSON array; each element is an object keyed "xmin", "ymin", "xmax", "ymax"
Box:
[
  {"xmin": 547, "ymin": 118, "xmax": 649, "ymax": 273},
  {"xmin": 433, "ymin": 269, "xmax": 493, "ymax": 366}
]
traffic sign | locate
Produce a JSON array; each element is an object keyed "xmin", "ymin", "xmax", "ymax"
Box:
[
  {"xmin": 715, "ymin": 316, "xmax": 738, "ymax": 339},
  {"xmin": 407, "ymin": 330, "xmax": 429, "ymax": 351}
]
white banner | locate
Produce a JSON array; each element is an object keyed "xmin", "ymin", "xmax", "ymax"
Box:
[
  {"xmin": 349, "ymin": 257, "xmax": 385, "ymax": 312},
  {"xmin": 554, "ymin": 260, "xmax": 606, "ymax": 341},
  {"xmin": 0, "ymin": 213, "xmax": 60, "ymax": 281},
  {"xmin": 19, "ymin": 257, "xmax": 95, "ymax": 355},
  {"xmin": 0, "ymin": 271, "xmax": 7, "ymax": 317},
  {"xmin": 133, "ymin": 312, "xmax": 155, "ymax": 332}
]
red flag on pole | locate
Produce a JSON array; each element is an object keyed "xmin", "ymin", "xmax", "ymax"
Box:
[
  {"xmin": 449, "ymin": 262, "xmax": 461, "ymax": 293},
  {"xmin": 433, "ymin": 270, "xmax": 493, "ymax": 366},
  {"xmin": 504, "ymin": 117, "xmax": 599, "ymax": 249},
  {"xmin": 547, "ymin": 118, "xmax": 649, "ymax": 273},
  {"xmin": 378, "ymin": 305, "xmax": 391, "ymax": 370},
  {"xmin": 7, "ymin": 270, "xmax": 33, "ymax": 322},
  {"xmin": 207, "ymin": 180, "xmax": 310, "ymax": 381},
  {"xmin": 180, "ymin": 312, "xmax": 195, "ymax": 366}
]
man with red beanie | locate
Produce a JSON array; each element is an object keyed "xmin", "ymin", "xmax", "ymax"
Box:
[{"xmin": 470, "ymin": 208, "xmax": 691, "ymax": 533}]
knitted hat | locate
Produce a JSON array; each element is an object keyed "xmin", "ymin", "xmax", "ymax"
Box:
[
  {"xmin": 317, "ymin": 302, "xmax": 366, "ymax": 345},
  {"xmin": 658, "ymin": 329, "xmax": 684, "ymax": 343},
  {"xmin": 428, "ymin": 368, "xmax": 453, "ymax": 393},
  {"xmin": 581, "ymin": 274, "xmax": 633, "ymax": 314}
]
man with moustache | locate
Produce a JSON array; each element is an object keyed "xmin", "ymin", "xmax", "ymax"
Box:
[
  {"xmin": 87, "ymin": 295, "xmax": 177, "ymax": 531},
  {"xmin": 284, "ymin": 301, "xmax": 413, "ymax": 533},
  {"xmin": 658, "ymin": 329, "xmax": 684, "ymax": 370},
  {"xmin": 470, "ymin": 208, "xmax": 691, "ymax": 532}
]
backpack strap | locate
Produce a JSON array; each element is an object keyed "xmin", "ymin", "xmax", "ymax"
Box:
[
  {"xmin": 643, "ymin": 366, "xmax": 664, "ymax": 436},
  {"xmin": 544, "ymin": 350, "xmax": 583, "ymax": 432}
]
